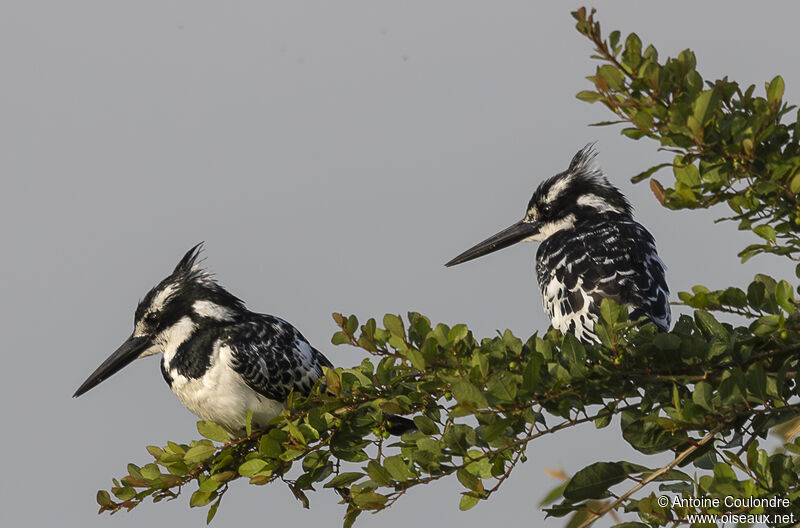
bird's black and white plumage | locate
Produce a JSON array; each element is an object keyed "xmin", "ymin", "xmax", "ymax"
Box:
[
  {"xmin": 73, "ymin": 244, "xmax": 333, "ymax": 433},
  {"xmin": 446, "ymin": 144, "xmax": 670, "ymax": 343}
]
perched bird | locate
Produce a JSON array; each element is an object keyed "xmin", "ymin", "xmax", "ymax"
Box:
[
  {"xmin": 74, "ymin": 244, "xmax": 407, "ymax": 434},
  {"xmin": 445, "ymin": 144, "xmax": 670, "ymax": 343}
]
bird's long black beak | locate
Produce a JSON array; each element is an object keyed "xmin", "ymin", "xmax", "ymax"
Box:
[
  {"xmin": 445, "ymin": 219, "xmax": 541, "ymax": 267},
  {"xmin": 73, "ymin": 335, "xmax": 153, "ymax": 397}
]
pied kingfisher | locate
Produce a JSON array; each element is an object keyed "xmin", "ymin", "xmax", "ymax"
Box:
[
  {"xmin": 445, "ymin": 144, "xmax": 670, "ymax": 343},
  {"xmin": 75, "ymin": 244, "xmax": 339, "ymax": 433}
]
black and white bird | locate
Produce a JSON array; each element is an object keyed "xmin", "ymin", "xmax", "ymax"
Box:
[
  {"xmin": 445, "ymin": 144, "xmax": 670, "ymax": 343},
  {"xmin": 74, "ymin": 244, "xmax": 335, "ymax": 433}
]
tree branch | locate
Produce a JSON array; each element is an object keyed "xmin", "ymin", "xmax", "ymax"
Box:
[{"xmin": 576, "ymin": 425, "xmax": 724, "ymax": 528}]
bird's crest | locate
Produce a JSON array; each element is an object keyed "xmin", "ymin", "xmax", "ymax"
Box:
[
  {"xmin": 172, "ymin": 242, "xmax": 213, "ymax": 284},
  {"xmin": 567, "ymin": 143, "xmax": 604, "ymax": 184}
]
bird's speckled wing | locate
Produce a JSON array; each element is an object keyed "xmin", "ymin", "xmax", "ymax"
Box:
[
  {"xmin": 536, "ymin": 219, "xmax": 670, "ymax": 342},
  {"xmin": 223, "ymin": 314, "xmax": 332, "ymax": 402}
]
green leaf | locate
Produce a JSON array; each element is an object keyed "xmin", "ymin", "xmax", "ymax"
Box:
[
  {"xmin": 324, "ymin": 472, "xmax": 364, "ymax": 488},
  {"xmin": 694, "ymin": 310, "xmax": 727, "ymax": 339},
  {"xmin": 563, "ymin": 462, "xmax": 627, "ymax": 501},
  {"xmin": 405, "ymin": 347, "xmax": 426, "ymax": 370},
  {"xmin": 753, "ymin": 224, "xmax": 777, "ymax": 243},
  {"xmin": 466, "ymin": 449, "xmax": 492, "ymax": 479},
  {"xmin": 197, "ymin": 421, "xmax": 230, "ymax": 444},
  {"xmin": 522, "ymin": 351, "xmax": 543, "ymax": 392},
  {"xmin": 189, "ymin": 490, "xmax": 213, "ymax": 508},
  {"xmin": 621, "ymin": 127, "xmax": 647, "ymax": 140},
  {"xmin": 561, "ymin": 333, "xmax": 587, "ymax": 365},
  {"xmin": 245, "ymin": 410, "xmax": 253, "ymax": 437},
  {"xmin": 486, "ymin": 371, "xmax": 518, "ymax": 403},
  {"xmin": 600, "ymin": 298, "xmax": 625, "ymax": 325},
  {"xmin": 413, "ymin": 415, "xmax": 440, "ymax": 435},
  {"xmin": 631, "ymin": 162, "xmax": 670, "ymax": 183},
  {"xmin": 238, "ymin": 459, "xmax": 268, "ymax": 477},
  {"xmin": 343, "ymin": 509, "xmax": 361, "ymax": 528},
  {"xmin": 719, "ymin": 369, "xmax": 747, "ymax": 405},
  {"xmin": 127, "ymin": 463, "xmax": 143, "ymax": 481},
  {"xmin": 775, "ymin": 280, "xmax": 795, "ymax": 313},
  {"xmin": 622, "ymin": 419, "xmax": 687, "ymax": 454},
  {"xmin": 384, "ymin": 455, "xmax": 414, "ymax": 482},
  {"xmin": 164, "ymin": 459, "xmax": 188, "ymax": 476},
  {"xmin": 608, "ymin": 30, "xmax": 621, "ymax": 50},
  {"xmin": 597, "ymin": 64, "xmax": 624, "ymax": 90},
  {"xmin": 459, "ymin": 494, "xmax": 480, "ymax": 511},
  {"xmin": 324, "ymin": 367, "xmax": 341, "ymax": 395},
  {"xmin": 622, "ymin": 33, "xmax": 642, "ymax": 70},
  {"xmin": 146, "ymin": 445, "xmax": 164, "ymax": 459},
  {"xmin": 483, "ymin": 418, "xmax": 512, "ymax": 441},
  {"xmin": 198, "ymin": 477, "xmax": 222, "ymax": 493},
  {"xmin": 720, "ymin": 287, "xmax": 748, "ymax": 308},
  {"xmin": 113, "ymin": 486, "xmax": 136, "ymax": 501},
  {"xmin": 746, "ymin": 364, "xmax": 768, "ymax": 404},
  {"xmin": 674, "ymin": 159, "xmax": 701, "ymax": 187},
  {"xmin": 331, "ymin": 331, "xmax": 351, "ymax": 345},
  {"xmin": 594, "ymin": 414, "xmax": 612, "ymax": 429},
  {"xmin": 576, "ymin": 90, "xmax": 603, "ymax": 103},
  {"xmin": 285, "ymin": 420, "xmax": 306, "ymax": 445},
  {"xmin": 140, "ymin": 463, "xmax": 161, "ymax": 480},
  {"xmin": 452, "ymin": 379, "xmax": 488, "ymax": 409},
  {"xmin": 692, "ymin": 381, "xmax": 713, "ymax": 411},
  {"xmin": 165, "ymin": 441, "xmax": 186, "ymax": 455},
  {"xmin": 345, "ymin": 314, "xmax": 358, "ymax": 335},
  {"xmin": 352, "ymin": 490, "xmax": 387, "ymax": 510},
  {"xmin": 184, "ymin": 444, "xmax": 217, "ymax": 465},
  {"xmin": 206, "ymin": 498, "xmax": 221, "ymax": 524},
  {"xmin": 448, "ymin": 324, "xmax": 469, "ymax": 343},
  {"xmin": 767, "ymin": 75, "xmax": 785, "ymax": 104},
  {"xmin": 96, "ymin": 490, "xmax": 111, "ymax": 506},
  {"xmin": 259, "ymin": 436, "xmax": 283, "ymax": 458},
  {"xmin": 633, "ymin": 110, "xmax": 653, "ymax": 130},
  {"xmin": 443, "ymin": 424, "xmax": 478, "ymax": 454},
  {"xmin": 383, "ymin": 314, "xmax": 406, "ymax": 340},
  {"xmin": 748, "ymin": 280, "xmax": 766, "ymax": 309},
  {"xmin": 365, "ymin": 460, "xmax": 391, "ymax": 486},
  {"xmin": 692, "ymin": 89, "xmax": 715, "ymax": 124},
  {"xmin": 653, "ymin": 333, "xmax": 681, "ymax": 351},
  {"xmin": 686, "ymin": 115, "xmax": 703, "ymax": 142},
  {"xmin": 790, "ymin": 172, "xmax": 800, "ymax": 194},
  {"xmin": 457, "ymin": 468, "xmax": 483, "ymax": 492}
]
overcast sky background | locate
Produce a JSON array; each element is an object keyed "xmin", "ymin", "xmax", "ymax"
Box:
[{"xmin": 2, "ymin": 1, "xmax": 799, "ymax": 527}]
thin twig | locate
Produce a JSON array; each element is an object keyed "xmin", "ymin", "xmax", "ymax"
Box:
[{"xmin": 576, "ymin": 425, "xmax": 724, "ymax": 528}]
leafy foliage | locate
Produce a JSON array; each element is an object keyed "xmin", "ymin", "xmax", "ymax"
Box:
[
  {"xmin": 97, "ymin": 300, "xmax": 800, "ymax": 526},
  {"xmin": 573, "ymin": 7, "xmax": 800, "ymax": 265},
  {"xmin": 94, "ymin": 7, "xmax": 800, "ymax": 527}
]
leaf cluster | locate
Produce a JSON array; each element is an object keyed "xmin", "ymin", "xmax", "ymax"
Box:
[
  {"xmin": 97, "ymin": 294, "xmax": 800, "ymax": 526},
  {"xmin": 573, "ymin": 6, "xmax": 800, "ymax": 264}
]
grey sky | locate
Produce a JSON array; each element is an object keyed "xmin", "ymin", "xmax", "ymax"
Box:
[{"xmin": 2, "ymin": 1, "xmax": 798, "ymax": 526}]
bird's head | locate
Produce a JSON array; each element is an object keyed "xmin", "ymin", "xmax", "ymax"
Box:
[
  {"xmin": 73, "ymin": 243, "xmax": 245, "ymax": 397},
  {"xmin": 445, "ymin": 144, "xmax": 631, "ymax": 267}
]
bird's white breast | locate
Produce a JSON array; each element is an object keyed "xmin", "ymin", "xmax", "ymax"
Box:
[{"xmin": 166, "ymin": 340, "xmax": 284, "ymax": 433}]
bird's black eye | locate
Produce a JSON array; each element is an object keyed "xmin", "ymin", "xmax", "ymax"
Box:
[{"xmin": 539, "ymin": 204, "xmax": 552, "ymax": 217}]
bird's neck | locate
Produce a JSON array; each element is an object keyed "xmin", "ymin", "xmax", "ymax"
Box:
[
  {"xmin": 575, "ymin": 210, "xmax": 633, "ymax": 227},
  {"xmin": 161, "ymin": 316, "xmax": 199, "ymax": 366}
]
